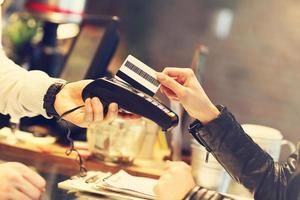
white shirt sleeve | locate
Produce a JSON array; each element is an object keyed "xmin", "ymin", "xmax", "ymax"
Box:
[
  {"xmin": 0, "ymin": 51, "xmax": 64, "ymax": 119},
  {"xmin": 0, "ymin": 4, "xmax": 65, "ymax": 119}
]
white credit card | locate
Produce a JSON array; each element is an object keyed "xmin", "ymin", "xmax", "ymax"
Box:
[{"xmin": 115, "ymin": 55, "xmax": 160, "ymax": 96}]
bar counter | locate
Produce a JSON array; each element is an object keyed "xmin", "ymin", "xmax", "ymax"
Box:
[{"xmin": 0, "ymin": 139, "xmax": 165, "ymax": 179}]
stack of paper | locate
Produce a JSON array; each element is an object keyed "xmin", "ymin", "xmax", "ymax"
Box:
[
  {"xmin": 58, "ymin": 170, "xmax": 157, "ymax": 200},
  {"xmin": 97, "ymin": 170, "xmax": 157, "ymax": 199}
]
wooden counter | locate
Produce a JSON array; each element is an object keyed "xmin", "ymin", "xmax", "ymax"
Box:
[{"xmin": 0, "ymin": 139, "xmax": 165, "ymax": 179}]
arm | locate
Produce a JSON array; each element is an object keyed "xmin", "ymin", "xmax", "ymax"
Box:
[
  {"xmin": 0, "ymin": 5, "xmax": 61, "ymax": 119},
  {"xmin": 0, "ymin": 6, "xmax": 118, "ymax": 125},
  {"xmin": 0, "ymin": 48, "xmax": 63, "ymax": 119},
  {"xmin": 192, "ymin": 106, "xmax": 297, "ymax": 200},
  {"xmin": 157, "ymin": 68, "xmax": 297, "ymax": 200},
  {"xmin": 0, "ymin": 50, "xmax": 118, "ymax": 126}
]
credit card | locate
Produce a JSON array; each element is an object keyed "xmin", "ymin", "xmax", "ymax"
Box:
[{"xmin": 116, "ymin": 55, "xmax": 160, "ymax": 96}]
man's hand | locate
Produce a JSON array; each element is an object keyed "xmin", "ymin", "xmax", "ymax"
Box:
[
  {"xmin": 157, "ymin": 68, "xmax": 220, "ymax": 124},
  {"xmin": 154, "ymin": 161, "xmax": 196, "ymax": 200},
  {"xmin": 0, "ymin": 162, "xmax": 46, "ymax": 200},
  {"xmin": 54, "ymin": 80, "xmax": 118, "ymax": 127}
]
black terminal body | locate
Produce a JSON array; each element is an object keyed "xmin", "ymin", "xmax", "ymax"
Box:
[{"xmin": 82, "ymin": 77, "xmax": 179, "ymax": 131}]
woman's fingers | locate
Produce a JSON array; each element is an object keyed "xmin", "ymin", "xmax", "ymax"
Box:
[
  {"xmin": 157, "ymin": 73, "xmax": 185, "ymax": 98},
  {"xmin": 162, "ymin": 67, "xmax": 193, "ymax": 77},
  {"xmin": 160, "ymin": 86, "xmax": 180, "ymax": 101}
]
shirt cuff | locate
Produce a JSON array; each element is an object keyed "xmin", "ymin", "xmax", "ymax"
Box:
[{"xmin": 19, "ymin": 70, "xmax": 66, "ymax": 118}]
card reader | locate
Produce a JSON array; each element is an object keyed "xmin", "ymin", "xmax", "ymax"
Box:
[{"xmin": 82, "ymin": 77, "xmax": 178, "ymax": 131}]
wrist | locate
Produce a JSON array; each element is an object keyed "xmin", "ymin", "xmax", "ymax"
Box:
[
  {"xmin": 43, "ymin": 81, "xmax": 67, "ymax": 118},
  {"xmin": 54, "ymin": 82, "xmax": 71, "ymax": 116},
  {"xmin": 196, "ymin": 104, "xmax": 220, "ymax": 125}
]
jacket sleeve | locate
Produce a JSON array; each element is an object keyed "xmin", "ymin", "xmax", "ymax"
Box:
[{"xmin": 192, "ymin": 107, "xmax": 297, "ymax": 200}]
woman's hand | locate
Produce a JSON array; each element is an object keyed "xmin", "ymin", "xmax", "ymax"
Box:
[
  {"xmin": 0, "ymin": 162, "xmax": 46, "ymax": 200},
  {"xmin": 154, "ymin": 161, "xmax": 196, "ymax": 200},
  {"xmin": 157, "ymin": 68, "xmax": 219, "ymax": 124},
  {"xmin": 54, "ymin": 80, "xmax": 118, "ymax": 127}
]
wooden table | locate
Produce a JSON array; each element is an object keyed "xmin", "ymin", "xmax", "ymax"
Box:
[{"xmin": 0, "ymin": 139, "xmax": 166, "ymax": 179}]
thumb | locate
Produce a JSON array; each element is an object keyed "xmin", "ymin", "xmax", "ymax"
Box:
[{"xmin": 157, "ymin": 73, "xmax": 185, "ymax": 97}]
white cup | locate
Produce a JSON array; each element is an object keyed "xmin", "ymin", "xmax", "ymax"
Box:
[
  {"xmin": 191, "ymin": 141, "xmax": 228, "ymax": 191},
  {"xmin": 241, "ymin": 124, "xmax": 296, "ymax": 161}
]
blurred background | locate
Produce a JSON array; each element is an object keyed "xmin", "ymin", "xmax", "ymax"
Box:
[
  {"xmin": 87, "ymin": 0, "xmax": 300, "ymax": 160},
  {"xmin": 85, "ymin": 0, "xmax": 300, "ymax": 160},
  {"xmin": 2, "ymin": 0, "xmax": 299, "ymax": 159}
]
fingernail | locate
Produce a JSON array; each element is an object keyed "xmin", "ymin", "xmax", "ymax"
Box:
[
  {"xmin": 112, "ymin": 103, "xmax": 118, "ymax": 112},
  {"xmin": 85, "ymin": 98, "xmax": 91, "ymax": 103},
  {"xmin": 92, "ymin": 97, "xmax": 99, "ymax": 101}
]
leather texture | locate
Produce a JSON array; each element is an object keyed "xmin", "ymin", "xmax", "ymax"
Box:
[{"xmin": 190, "ymin": 107, "xmax": 298, "ymax": 200}]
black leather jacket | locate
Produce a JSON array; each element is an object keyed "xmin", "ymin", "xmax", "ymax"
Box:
[{"xmin": 189, "ymin": 106, "xmax": 299, "ymax": 200}]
